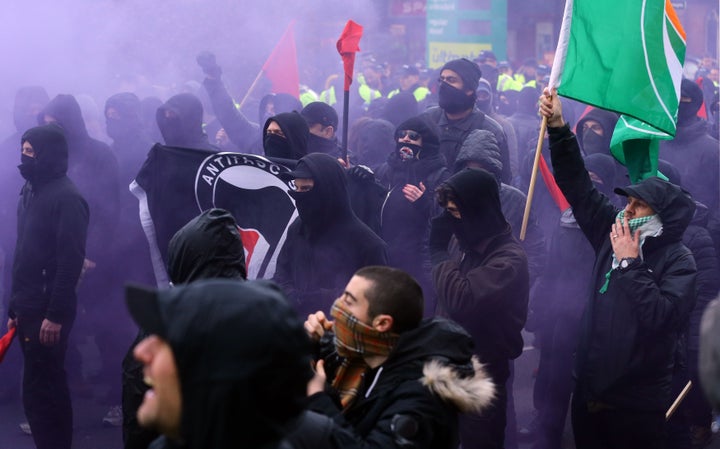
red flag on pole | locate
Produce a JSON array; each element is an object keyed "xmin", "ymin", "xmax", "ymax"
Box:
[
  {"xmin": 538, "ymin": 156, "xmax": 570, "ymax": 211},
  {"xmin": 0, "ymin": 327, "xmax": 16, "ymax": 364},
  {"xmin": 262, "ymin": 20, "xmax": 300, "ymax": 98},
  {"xmin": 336, "ymin": 20, "xmax": 363, "ymax": 92}
]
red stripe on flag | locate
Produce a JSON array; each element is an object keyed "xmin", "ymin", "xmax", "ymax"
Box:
[{"xmin": 538, "ymin": 155, "xmax": 570, "ymax": 211}]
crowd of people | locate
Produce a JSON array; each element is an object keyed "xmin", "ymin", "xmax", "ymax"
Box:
[{"xmin": 0, "ymin": 48, "xmax": 719, "ymax": 449}]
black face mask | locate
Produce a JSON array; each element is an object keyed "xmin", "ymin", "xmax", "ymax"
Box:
[
  {"xmin": 581, "ymin": 129, "xmax": 606, "ymax": 155},
  {"xmin": 18, "ymin": 154, "xmax": 36, "ymax": 181},
  {"xmin": 288, "ymin": 189, "xmax": 325, "ymax": 230},
  {"xmin": 476, "ymin": 97, "xmax": 492, "ymax": 114},
  {"xmin": 438, "ymin": 83, "xmax": 476, "ymax": 114},
  {"xmin": 264, "ymin": 134, "xmax": 292, "ymax": 159},
  {"xmin": 677, "ymin": 101, "xmax": 700, "ymax": 124},
  {"xmin": 396, "ymin": 141, "xmax": 423, "ymax": 162}
]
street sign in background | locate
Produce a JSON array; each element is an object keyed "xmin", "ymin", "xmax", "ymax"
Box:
[{"xmin": 426, "ymin": 0, "xmax": 507, "ymax": 68}]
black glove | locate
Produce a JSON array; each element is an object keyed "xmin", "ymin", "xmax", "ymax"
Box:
[
  {"xmin": 196, "ymin": 51, "xmax": 222, "ymax": 79},
  {"xmin": 429, "ymin": 212, "xmax": 454, "ymax": 264},
  {"xmin": 347, "ymin": 165, "xmax": 375, "ymax": 183}
]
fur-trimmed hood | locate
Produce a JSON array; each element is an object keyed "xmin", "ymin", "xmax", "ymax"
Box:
[
  {"xmin": 422, "ymin": 356, "xmax": 495, "ymax": 413},
  {"xmin": 379, "ymin": 318, "xmax": 495, "ymax": 414}
]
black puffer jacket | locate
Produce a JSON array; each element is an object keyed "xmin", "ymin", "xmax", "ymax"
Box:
[
  {"xmin": 273, "ymin": 153, "xmax": 387, "ymax": 317},
  {"xmin": 454, "ymin": 129, "xmax": 546, "ymax": 285},
  {"xmin": 307, "ymin": 318, "xmax": 496, "ymax": 449},
  {"xmin": 10, "ymin": 124, "xmax": 89, "ymax": 324},
  {"xmin": 549, "ymin": 124, "xmax": 697, "ymax": 411}
]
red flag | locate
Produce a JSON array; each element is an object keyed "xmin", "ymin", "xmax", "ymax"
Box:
[
  {"xmin": 0, "ymin": 327, "xmax": 16, "ymax": 364},
  {"xmin": 538, "ymin": 156, "xmax": 570, "ymax": 211},
  {"xmin": 262, "ymin": 20, "xmax": 300, "ymax": 98},
  {"xmin": 336, "ymin": 20, "xmax": 363, "ymax": 92}
]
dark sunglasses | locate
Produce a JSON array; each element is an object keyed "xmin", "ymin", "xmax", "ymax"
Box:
[{"xmin": 396, "ymin": 130, "xmax": 421, "ymax": 141}]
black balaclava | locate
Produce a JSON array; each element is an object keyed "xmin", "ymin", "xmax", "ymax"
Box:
[
  {"xmin": 262, "ymin": 112, "xmax": 309, "ymax": 161},
  {"xmin": 678, "ymin": 78, "xmax": 704, "ymax": 124},
  {"xmin": 583, "ymin": 153, "xmax": 616, "ymax": 197},
  {"xmin": 105, "ymin": 92, "xmax": 143, "ymax": 143},
  {"xmin": 439, "ymin": 58, "xmax": 481, "ymax": 114},
  {"xmin": 392, "ymin": 116, "xmax": 440, "ymax": 162},
  {"xmin": 443, "ymin": 168, "xmax": 509, "ymax": 248},
  {"xmin": 287, "ymin": 153, "xmax": 352, "ymax": 233},
  {"xmin": 19, "ymin": 124, "xmax": 69, "ymax": 184},
  {"xmin": 517, "ymin": 86, "xmax": 540, "ymax": 115},
  {"xmin": 14, "ymin": 86, "xmax": 49, "ymax": 133},
  {"xmin": 167, "ymin": 208, "xmax": 247, "ymax": 284},
  {"xmin": 576, "ymin": 108, "xmax": 619, "ymax": 156},
  {"xmin": 156, "ymin": 93, "xmax": 208, "ymax": 148}
]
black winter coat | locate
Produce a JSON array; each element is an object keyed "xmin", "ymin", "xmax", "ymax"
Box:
[
  {"xmin": 549, "ymin": 124, "xmax": 697, "ymax": 411},
  {"xmin": 307, "ymin": 318, "xmax": 495, "ymax": 449}
]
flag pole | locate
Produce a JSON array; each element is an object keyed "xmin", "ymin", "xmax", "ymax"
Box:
[
  {"xmin": 520, "ymin": 115, "xmax": 547, "ymax": 241},
  {"xmin": 666, "ymin": 380, "xmax": 692, "ymax": 421},
  {"xmin": 341, "ymin": 89, "xmax": 350, "ymax": 162},
  {"xmin": 237, "ymin": 69, "xmax": 264, "ymax": 111}
]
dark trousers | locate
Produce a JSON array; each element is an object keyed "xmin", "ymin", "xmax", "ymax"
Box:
[
  {"xmin": 18, "ymin": 314, "xmax": 74, "ymax": 449},
  {"xmin": 571, "ymin": 392, "xmax": 666, "ymax": 449},
  {"xmin": 460, "ymin": 360, "xmax": 510, "ymax": 449}
]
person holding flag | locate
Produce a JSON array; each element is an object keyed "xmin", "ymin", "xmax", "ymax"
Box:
[{"xmin": 540, "ymin": 90, "xmax": 697, "ymax": 448}]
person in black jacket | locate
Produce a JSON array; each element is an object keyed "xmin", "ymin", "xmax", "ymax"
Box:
[
  {"xmin": 156, "ymin": 93, "xmax": 217, "ymax": 152},
  {"xmin": 376, "ymin": 116, "xmax": 449, "ymax": 314},
  {"xmin": 262, "ymin": 111, "xmax": 309, "ymax": 167},
  {"xmin": 430, "ymin": 168, "xmax": 530, "ymax": 449},
  {"xmin": 121, "ymin": 208, "xmax": 246, "ymax": 449},
  {"xmin": 305, "ymin": 265, "xmax": 496, "ymax": 449},
  {"xmin": 301, "ymin": 101, "xmax": 341, "ymax": 158},
  {"xmin": 8, "ymin": 124, "xmax": 89, "ymax": 449},
  {"xmin": 540, "ymin": 89, "xmax": 698, "ymax": 449},
  {"xmin": 273, "ymin": 153, "xmax": 387, "ymax": 318},
  {"xmin": 125, "ymin": 278, "xmax": 313, "ymax": 449}
]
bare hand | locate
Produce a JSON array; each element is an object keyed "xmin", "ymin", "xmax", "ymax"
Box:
[
  {"xmin": 307, "ymin": 359, "xmax": 327, "ymax": 396},
  {"xmin": 610, "ymin": 218, "xmax": 640, "ymax": 260},
  {"xmin": 337, "ymin": 157, "xmax": 349, "ymax": 169},
  {"xmin": 538, "ymin": 88, "xmax": 565, "ymax": 128},
  {"xmin": 7, "ymin": 318, "xmax": 16, "ymax": 331},
  {"xmin": 403, "ymin": 182, "xmax": 426, "ymax": 203},
  {"xmin": 304, "ymin": 311, "xmax": 333, "ymax": 342},
  {"xmin": 39, "ymin": 319, "xmax": 62, "ymax": 346}
]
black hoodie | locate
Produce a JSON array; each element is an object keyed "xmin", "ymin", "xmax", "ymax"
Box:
[
  {"xmin": 432, "ymin": 168, "xmax": 529, "ymax": 363},
  {"xmin": 10, "ymin": 124, "xmax": 89, "ymax": 324},
  {"xmin": 156, "ymin": 93, "xmax": 216, "ymax": 151},
  {"xmin": 273, "ymin": 153, "xmax": 387, "ymax": 317},
  {"xmin": 262, "ymin": 111, "xmax": 309, "ymax": 163},
  {"xmin": 40, "ymin": 94, "xmax": 120, "ymax": 261}
]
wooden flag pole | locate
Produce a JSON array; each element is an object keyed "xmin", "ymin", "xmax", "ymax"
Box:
[
  {"xmin": 520, "ymin": 115, "xmax": 548, "ymax": 241},
  {"xmin": 666, "ymin": 380, "xmax": 692, "ymax": 421},
  {"xmin": 237, "ymin": 69, "xmax": 265, "ymax": 111}
]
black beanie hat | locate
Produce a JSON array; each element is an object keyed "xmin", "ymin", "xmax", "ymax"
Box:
[{"xmin": 441, "ymin": 58, "xmax": 482, "ymax": 92}]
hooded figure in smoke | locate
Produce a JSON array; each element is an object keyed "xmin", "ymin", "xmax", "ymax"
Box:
[
  {"xmin": 121, "ymin": 208, "xmax": 247, "ymax": 449},
  {"xmin": 430, "ymin": 167, "xmax": 529, "ymax": 449},
  {"xmin": 273, "ymin": 153, "xmax": 387, "ymax": 317},
  {"xmin": 659, "ymin": 79, "xmax": 719, "ymax": 233},
  {"xmin": 126, "ymin": 278, "xmax": 313, "ymax": 449},
  {"xmin": 156, "ymin": 93, "xmax": 216, "ymax": 152},
  {"xmin": 10, "ymin": 124, "xmax": 89, "ymax": 449},
  {"xmin": 262, "ymin": 111, "xmax": 309, "ymax": 166}
]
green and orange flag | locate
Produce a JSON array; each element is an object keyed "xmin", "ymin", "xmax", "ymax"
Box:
[{"xmin": 549, "ymin": 0, "xmax": 686, "ymax": 183}]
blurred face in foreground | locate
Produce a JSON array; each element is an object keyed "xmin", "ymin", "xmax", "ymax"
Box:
[{"xmin": 134, "ymin": 335, "xmax": 182, "ymax": 440}]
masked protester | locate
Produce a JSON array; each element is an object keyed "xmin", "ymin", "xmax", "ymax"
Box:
[
  {"xmin": 304, "ymin": 266, "xmax": 496, "ymax": 449},
  {"xmin": 156, "ymin": 93, "xmax": 216, "ymax": 151},
  {"xmin": 430, "ymin": 168, "xmax": 530, "ymax": 449},
  {"xmin": 375, "ymin": 116, "xmax": 449, "ymax": 315},
  {"xmin": 541, "ymin": 88, "xmax": 697, "ymax": 449},
  {"xmin": 420, "ymin": 58, "xmax": 512, "ymax": 184},
  {"xmin": 273, "ymin": 153, "xmax": 387, "ymax": 317},
  {"xmin": 262, "ymin": 111, "xmax": 309, "ymax": 167},
  {"xmin": 9, "ymin": 124, "xmax": 89, "ymax": 449}
]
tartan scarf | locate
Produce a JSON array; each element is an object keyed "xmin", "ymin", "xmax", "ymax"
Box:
[{"xmin": 330, "ymin": 299, "xmax": 399, "ymax": 408}]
